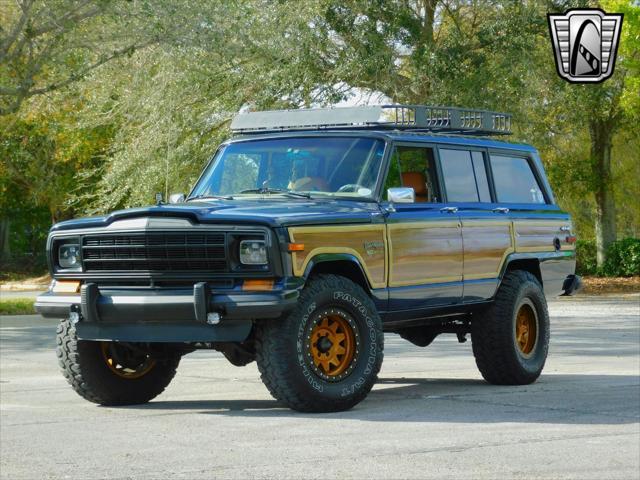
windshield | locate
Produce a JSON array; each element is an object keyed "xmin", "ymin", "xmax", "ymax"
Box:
[{"xmin": 190, "ymin": 137, "xmax": 386, "ymax": 199}]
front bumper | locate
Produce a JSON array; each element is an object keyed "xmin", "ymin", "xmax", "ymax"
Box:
[{"xmin": 35, "ymin": 282, "xmax": 300, "ymax": 343}]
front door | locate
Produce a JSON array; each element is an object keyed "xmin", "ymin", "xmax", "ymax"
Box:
[{"xmin": 383, "ymin": 144, "xmax": 463, "ymax": 310}]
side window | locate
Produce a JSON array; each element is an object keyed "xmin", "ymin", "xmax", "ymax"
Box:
[
  {"xmin": 383, "ymin": 146, "xmax": 439, "ymax": 202},
  {"xmin": 490, "ymin": 155, "xmax": 546, "ymax": 204},
  {"xmin": 439, "ymin": 149, "xmax": 491, "ymax": 203},
  {"xmin": 471, "ymin": 151, "xmax": 491, "ymax": 202}
]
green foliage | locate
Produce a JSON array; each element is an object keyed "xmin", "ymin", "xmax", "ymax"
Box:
[
  {"xmin": 576, "ymin": 238, "xmax": 640, "ymax": 277},
  {"xmin": 576, "ymin": 240, "xmax": 598, "ymax": 276},
  {"xmin": 601, "ymin": 238, "xmax": 640, "ymax": 277},
  {"xmin": 1, "ymin": 0, "xmax": 639, "ymax": 276}
]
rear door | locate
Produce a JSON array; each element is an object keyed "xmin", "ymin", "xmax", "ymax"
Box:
[
  {"xmin": 383, "ymin": 143, "xmax": 463, "ymax": 310},
  {"xmin": 437, "ymin": 146, "xmax": 513, "ymax": 302}
]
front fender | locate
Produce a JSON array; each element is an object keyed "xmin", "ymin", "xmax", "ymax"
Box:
[{"xmin": 302, "ymin": 253, "xmax": 369, "ymax": 282}]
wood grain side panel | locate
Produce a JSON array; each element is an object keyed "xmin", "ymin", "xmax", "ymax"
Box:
[
  {"xmin": 288, "ymin": 225, "xmax": 387, "ymax": 288},
  {"xmin": 514, "ymin": 220, "xmax": 575, "ymax": 253},
  {"xmin": 462, "ymin": 221, "xmax": 513, "ymax": 280},
  {"xmin": 388, "ymin": 221, "xmax": 462, "ymax": 287}
]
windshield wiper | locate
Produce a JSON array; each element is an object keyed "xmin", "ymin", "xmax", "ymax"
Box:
[
  {"xmin": 186, "ymin": 194, "xmax": 234, "ymax": 201},
  {"xmin": 239, "ymin": 188, "xmax": 311, "ymax": 199}
]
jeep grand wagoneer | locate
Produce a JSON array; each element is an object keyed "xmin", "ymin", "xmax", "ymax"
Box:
[{"xmin": 36, "ymin": 105, "xmax": 581, "ymax": 412}]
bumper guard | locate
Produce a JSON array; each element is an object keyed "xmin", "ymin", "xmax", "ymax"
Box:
[{"xmin": 35, "ymin": 283, "xmax": 299, "ymax": 343}]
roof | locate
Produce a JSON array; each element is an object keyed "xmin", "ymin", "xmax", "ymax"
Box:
[{"xmin": 226, "ymin": 129, "xmax": 537, "ymax": 153}]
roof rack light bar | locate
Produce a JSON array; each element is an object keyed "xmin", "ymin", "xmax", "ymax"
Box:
[{"xmin": 230, "ymin": 105, "xmax": 512, "ymax": 136}]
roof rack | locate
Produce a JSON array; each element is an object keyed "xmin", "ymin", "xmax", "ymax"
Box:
[{"xmin": 230, "ymin": 105, "xmax": 512, "ymax": 136}]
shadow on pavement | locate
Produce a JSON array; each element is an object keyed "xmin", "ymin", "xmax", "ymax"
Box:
[{"xmin": 123, "ymin": 373, "xmax": 640, "ymax": 425}]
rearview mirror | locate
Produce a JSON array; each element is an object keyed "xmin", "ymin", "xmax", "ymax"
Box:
[
  {"xmin": 169, "ymin": 193, "xmax": 185, "ymax": 204},
  {"xmin": 387, "ymin": 187, "xmax": 415, "ymax": 203}
]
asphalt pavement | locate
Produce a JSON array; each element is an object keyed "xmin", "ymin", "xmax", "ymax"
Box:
[
  {"xmin": 1, "ymin": 295, "xmax": 639, "ymax": 479},
  {"xmin": 0, "ymin": 290, "xmax": 45, "ymax": 300}
]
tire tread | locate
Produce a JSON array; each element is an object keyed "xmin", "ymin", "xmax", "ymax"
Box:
[
  {"xmin": 56, "ymin": 319, "xmax": 180, "ymax": 405},
  {"xmin": 255, "ymin": 274, "xmax": 383, "ymax": 412},
  {"xmin": 471, "ymin": 270, "xmax": 549, "ymax": 385}
]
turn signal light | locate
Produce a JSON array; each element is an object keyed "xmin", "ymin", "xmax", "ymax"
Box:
[
  {"xmin": 287, "ymin": 243, "xmax": 305, "ymax": 252},
  {"xmin": 52, "ymin": 280, "xmax": 81, "ymax": 293},
  {"xmin": 242, "ymin": 279, "xmax": 275, "ymax": 291}
]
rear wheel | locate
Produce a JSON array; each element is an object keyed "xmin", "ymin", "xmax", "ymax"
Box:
[
  {"xmin": 56, "ymin": 319, "xmax": 181, "ymax": 405},
  {"xmin": 472, "ymin": 270, "xmax": 550, "ymax": 385},
  {"xmin": 255, "ymin": 274, "xmax": 383, "ymax": 412}
]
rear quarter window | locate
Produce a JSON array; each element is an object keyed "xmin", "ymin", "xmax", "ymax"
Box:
[{"xmin": 490, "ymin": 154, "xmax": 546, "ymax": 204}]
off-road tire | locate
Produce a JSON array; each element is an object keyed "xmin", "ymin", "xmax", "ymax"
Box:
[
  {"xmin": 255, "ymin": 274, "xmax": 384, "ymax": 412},
  {"xmin": 56, "ymin": 318, "xmax": 181, "ymax": 405},
  {"xmin": 472, "ymin": 270, "xmax": 550, "ymax": 385}
]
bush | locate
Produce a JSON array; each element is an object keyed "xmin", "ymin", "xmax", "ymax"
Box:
[
  {"xmin": 576, "ymin": 238, "xmax": 640, "ymax": 277},
  {"xmin": 576, "ymin": 240, "xmax": 598, "ymax": 276},
  {"xmin": 0, "ymin": 254, "xmax": 48, "ymax": 282},
  {"xmin": 602, "ymin": 238, "xmax": 640, "ymax": 277}
]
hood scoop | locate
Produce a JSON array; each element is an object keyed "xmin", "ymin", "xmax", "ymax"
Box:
[{"xmin": 106, "ymin": 216, "xmax": 194, "ymax": 230}]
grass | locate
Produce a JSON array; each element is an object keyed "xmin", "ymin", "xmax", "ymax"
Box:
[{"xmin": 0, "ymin": 298, "xmax": 37, "ymax": 315}]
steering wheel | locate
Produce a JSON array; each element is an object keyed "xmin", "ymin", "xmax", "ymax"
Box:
[{"xmin": 337, "ymin": 184, "xmax": 368, "ymax": 193}]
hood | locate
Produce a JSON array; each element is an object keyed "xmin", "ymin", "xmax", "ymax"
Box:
[{"xmin": 50, "ymin": 198, "xmax": 383, "ymax": 232}]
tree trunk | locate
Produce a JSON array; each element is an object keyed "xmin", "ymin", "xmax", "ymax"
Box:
[
  {"xmin": 0, "ymin": 218, "xmax": 10, "ymax": 260},
  {"xmin": 590, "ymin": 120, "xmax": 617, "ymax": 267}
]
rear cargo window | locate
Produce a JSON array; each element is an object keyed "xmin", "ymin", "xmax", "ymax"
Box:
[{"xmin": 490, "ymin": 155, "xmax": 545, "ymax": 204}]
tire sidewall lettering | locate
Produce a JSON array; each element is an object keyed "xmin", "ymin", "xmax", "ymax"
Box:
[
  {"xmin": 293, "ymin": 288, "xmax": 381, "ymax": 399},
  {"xmin": 296, "ymin": 301, "xmax": 323, "ymax": 392}
]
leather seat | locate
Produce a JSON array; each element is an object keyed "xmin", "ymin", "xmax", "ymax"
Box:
[{"xmin": 401, "ymin": 172, "xmax": 429, "ymax": 202}]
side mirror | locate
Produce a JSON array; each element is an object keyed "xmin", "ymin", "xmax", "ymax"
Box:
[
  {"xmin": 387, "ymin": 187, "xmax": 415, "ymax": 203},
  {"xmin": 169, "ymin": 193, "xmax": 185, "ymax": 204}
]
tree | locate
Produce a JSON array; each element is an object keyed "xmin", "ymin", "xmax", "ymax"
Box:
[
  {"xmin": 0, "ymin": 0, "xmax": 186, "ymax": 115},
  {"xmin": 538, "ymin": 0, "xmax": 639, "ymax": 266},
  {"xmin": 281, "ymin": 0, "xmax": 639, "ymax": 266}
]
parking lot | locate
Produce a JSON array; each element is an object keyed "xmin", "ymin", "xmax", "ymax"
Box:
[{"xmin": 1, "ymin": 294, "xmax": 639, "ymax": 479}]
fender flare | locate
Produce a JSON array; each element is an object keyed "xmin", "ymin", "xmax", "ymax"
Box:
[{"xmin": 302, "ymin": 253, "xmax": 371, "ymax": 289}]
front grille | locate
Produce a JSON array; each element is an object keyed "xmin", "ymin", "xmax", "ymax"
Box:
[{"xmin": 82, "ymin": 232, "xmax": 228, "ymax": 272}]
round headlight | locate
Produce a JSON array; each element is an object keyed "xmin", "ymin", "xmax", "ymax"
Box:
[
  {"xmin": 59, "ymin": 244, "xmax": 81, "ymax": 269},
  {"xmin": 239, "ymin": 240, "xmax": 267, "ymax": 265}
]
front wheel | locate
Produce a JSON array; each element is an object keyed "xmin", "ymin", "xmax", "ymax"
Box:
[
  {"xmin": 255, "ymin": 275, "xmax": 384, "ymax": 412},
  {"xmin": 56, "ymin": 319, "xmax": 181, "ymax": 405},
  {"xmin": 472, "ymin": 270, "xmax": 550, "ymax": 385}
]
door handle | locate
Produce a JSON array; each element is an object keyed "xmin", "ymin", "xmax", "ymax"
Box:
[
  {"xmin": 492, "ymin": 207, "xmax": 510, "ymax": 214},
  {"xmin": 440, "ymin": 207, "xmax": 458, "ymax": 214}
]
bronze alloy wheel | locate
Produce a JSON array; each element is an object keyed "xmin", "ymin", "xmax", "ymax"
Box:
[
  {"xmin": 100, "ymin": 342, "xmax": 156, "ymax": 379},
  {"xmin": 515, "ymin": 299, "xmax": 538, "ymax": 356},
  {"xmin": 308, "ymin": 309, "xmax": 359, "ymax": 381}
]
